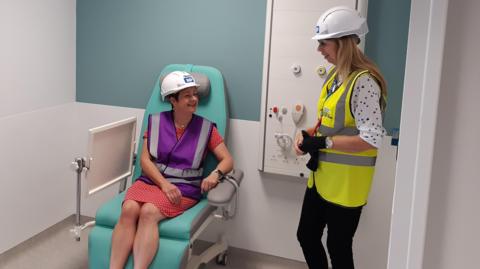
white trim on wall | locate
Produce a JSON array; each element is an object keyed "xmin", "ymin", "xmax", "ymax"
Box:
[
  {"xmin": 257, "ymin": 0, "xmax": 273, "ymax": 171},
  {"xmin": 387, "ymin": 0, "xmax": 450, "ymax": 268}
]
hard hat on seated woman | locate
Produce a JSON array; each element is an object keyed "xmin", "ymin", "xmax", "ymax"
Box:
[{"xmin": 160, "ymin": 71, "xmax": 200, "ymax": 100}]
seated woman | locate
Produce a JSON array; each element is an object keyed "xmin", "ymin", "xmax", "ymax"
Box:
[{"xmin": 109, "ymin": 71, "xmax": 234, "ymax": 269}]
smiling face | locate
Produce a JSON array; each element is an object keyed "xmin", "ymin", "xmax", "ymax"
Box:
[
  {"xmin": 169, "ymin": 86, "xmax": 199, "ymax": 114},
  {"xmin": 317, "ymin": 39, "xmax": 338, "ymax": 65}
]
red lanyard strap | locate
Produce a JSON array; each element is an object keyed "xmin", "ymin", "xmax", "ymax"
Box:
[{"xmin": 311, "ymin": 118, "xmax": 322, "ymax": 136}]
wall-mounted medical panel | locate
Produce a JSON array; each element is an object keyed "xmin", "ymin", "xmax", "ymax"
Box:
[{"xmin": 258, "ymin": 0, "xmax": 367, "ymax": 178}]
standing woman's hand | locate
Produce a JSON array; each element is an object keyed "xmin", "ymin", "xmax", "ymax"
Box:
[{"xmin": 294, "ymin": 131, "xmax": 306, "ymax": 155}]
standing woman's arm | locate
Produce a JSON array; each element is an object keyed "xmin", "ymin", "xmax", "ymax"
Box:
[{"xmin": 330, "ymin": 74, "xmax": 386, "ymax": 152}]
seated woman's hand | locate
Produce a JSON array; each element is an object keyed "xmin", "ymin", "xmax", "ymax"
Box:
[
  {"xmin": 161, "ymin": 181, "xmax": 182, "ymax": 205},
  {"xmin": 201, "ymin": 173, "xmax": 219, "ymax": 193}
]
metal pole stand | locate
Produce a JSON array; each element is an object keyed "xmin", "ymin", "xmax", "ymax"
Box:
[{"xmin": 70, "ymin": 157, "xmax": 95, "ymax": 241}]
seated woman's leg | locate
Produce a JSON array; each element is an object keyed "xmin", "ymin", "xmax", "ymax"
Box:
[
  {"xmin": 133, "ymin": 203, "xmax": 166, "ymax": 269},
  {"xmin": 110, "ymin": 200, "xmax": 141, "ymax": 269}
]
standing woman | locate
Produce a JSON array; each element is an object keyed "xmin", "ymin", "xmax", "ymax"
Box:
[{"xmin": 294, "ymin": 6, "xmax": 387, "ymax": 269}]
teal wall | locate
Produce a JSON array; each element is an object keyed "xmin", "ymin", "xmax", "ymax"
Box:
[
  {"xmin": 77, "ymin": 0, "xmax": 266, "ymax": 121},
  {"xmin": 365, "ymin": 0, "xmax": 411, "ymax": 133},
  {"xmin": 77, "ymin": 0, "xmax": 410, "ymax": 130}
]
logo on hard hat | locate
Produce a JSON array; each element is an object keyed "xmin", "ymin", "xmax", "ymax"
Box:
[{"xmin": 184, "ymin": 76, "xmax": 194, "ymax": 83}]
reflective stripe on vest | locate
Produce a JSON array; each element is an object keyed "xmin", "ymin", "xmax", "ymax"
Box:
[
  {"xmin": 148, "ymin": 114, "xmax": 160, "ymax": 159},
  {"xmin": 165, "ymin": 178, "xmax": 201, "ymax": 187},
  {"xmin": 318, "ymin": 152, "xmax": 377, "ymax": 166},
  {"xmin": 155, "ymin": 163, "xmax": 204, "ymax": 178},
  {"xmin": 192, "ymin": 119, "xmax": 211, "ymax": 168}
]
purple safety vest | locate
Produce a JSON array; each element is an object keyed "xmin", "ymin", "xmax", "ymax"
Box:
[{"xmin": 138, "ymin": 111, "xmax": 214, "ymax": 200}]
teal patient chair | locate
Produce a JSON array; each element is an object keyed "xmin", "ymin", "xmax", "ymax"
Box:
[{"xmin": 88, "ymin": 64, "xmax": 242, "ymax": 269}]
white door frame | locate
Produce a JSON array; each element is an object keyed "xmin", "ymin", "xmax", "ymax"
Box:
[{"xmin": 387, "ymin": 0, "xmax": 449, "ymax": 268}]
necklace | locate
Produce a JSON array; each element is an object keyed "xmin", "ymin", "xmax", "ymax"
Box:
[
  {"xmin": 172, "ymin": 111, "xmax": 191, "ymax": 129},
  {"xmin": 175, "ymin": 122, "xmax": 186, "ymax": 129}
]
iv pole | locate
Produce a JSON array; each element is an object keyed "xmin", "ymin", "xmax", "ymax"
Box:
[{"xmin": 70, "ymin": 157, "xmax": 95, "ymax": 241}]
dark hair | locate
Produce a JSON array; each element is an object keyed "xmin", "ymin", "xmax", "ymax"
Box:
[
  {"xmin": 167, "ymin": 92, "xmax": 180, "ymax": 109},
  {"xmin": 167, "ymin": 92, "xmax": 180, "ymax": 101}
]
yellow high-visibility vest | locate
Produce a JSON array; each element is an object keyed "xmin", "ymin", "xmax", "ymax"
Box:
[{"xmin": 308, "ymin": 68, "xmax": 378, "ymax": 207}]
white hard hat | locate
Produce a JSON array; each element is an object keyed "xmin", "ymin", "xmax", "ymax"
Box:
[
  {"xmin": 160, "ymin": 71, "xmax": 200, "ymax": 100},
  {"xmin": 312, "ymin": 6, "xmax": 368, "ymax": 40}
]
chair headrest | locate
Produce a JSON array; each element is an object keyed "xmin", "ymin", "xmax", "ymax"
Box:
[{"xmin": 160, "ymin": 72, "xmax": 210, "ymax": 99}]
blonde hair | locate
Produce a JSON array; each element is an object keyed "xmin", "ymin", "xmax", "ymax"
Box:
[{"xmin": 334, "ymin": 36, "xmax": 387, "ymax": 111}]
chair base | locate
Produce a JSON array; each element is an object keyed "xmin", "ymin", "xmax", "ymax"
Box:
[{"xmin": 186, "ymin": 234, "xmax": 228, "ymax": 269}]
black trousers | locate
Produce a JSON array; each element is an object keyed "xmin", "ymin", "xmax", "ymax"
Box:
[{"xmin": 297, "ymin": 186, "xmax": 363, "ymax": 269}]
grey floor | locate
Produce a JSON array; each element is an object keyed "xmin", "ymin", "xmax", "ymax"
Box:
[{"xmin": 0, "ymin": 216, "xmax": 307, "ymax": 269}]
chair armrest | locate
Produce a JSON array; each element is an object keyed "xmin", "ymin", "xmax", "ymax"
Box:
[{"xmin": 207, "ymin": 169, "xmax": 243, "ymax": 207}]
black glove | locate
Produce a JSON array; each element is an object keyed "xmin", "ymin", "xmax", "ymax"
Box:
[
  {"xmin": 305, "ymin": 150, "xmax": 319, "ymax": 171},
  {"xmin": 298, "ymin": 130, "xmax": 326, "ymax": 171},
  {"xmin": 298, "ymin": 130, "xmax": 326, "ymax": 154}
]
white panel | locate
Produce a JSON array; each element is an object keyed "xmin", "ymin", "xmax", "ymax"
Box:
[
  {"xmin": 72, "ymin": 103, "xmax": 145, "ymax": 217},
  {"xmin": 0, "ymin": 0, "xmax": 76, "ymax": 118},
  {"xmin": 87, "ymin": 118, "xmax": 137, "ymax": 195},
  {"xmin": 260, "ymin": 0, "xmax": 358, "ymax": 177},
  {"xmin": 270, "ymin": 10, "xmax": 327, "ymax": 36}
]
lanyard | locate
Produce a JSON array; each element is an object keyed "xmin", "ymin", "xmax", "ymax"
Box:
[
  {"xmin": 311, "ymin": 117, "xmax": 322, "ymax": 136},
  {"xmin": 314, "ymin": 77, "xmax": 339, "ymax": 135},
  {"xmin": 327, "ymin": 77, "xmax": 339, "ymax": 98}
]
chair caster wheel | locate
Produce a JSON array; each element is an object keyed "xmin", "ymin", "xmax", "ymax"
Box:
[{"xmin": 216, "ymin": 251, "xmax": 228, "ymax": 266}]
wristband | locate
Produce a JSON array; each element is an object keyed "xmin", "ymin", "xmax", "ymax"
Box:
[
  {"xmin": 212, "ymin": 169, "xmax": 224, "ymax": 181},
  {"xmin": 325, "ymin": 137, "xmax": 333, "ymax": 149}
]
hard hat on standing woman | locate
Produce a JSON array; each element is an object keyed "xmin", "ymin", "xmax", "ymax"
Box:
[{"xmin": 312, "ymin": 6, "xmax": 368, "ymax": 41}]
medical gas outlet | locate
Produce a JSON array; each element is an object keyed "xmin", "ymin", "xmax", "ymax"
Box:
[
  {"xmin": 292, "ymin": 103, "xmax": 304, "ymax": 125},
  {"xmin": 263, "ymin": 101, "xmax": 311, "ymax": 177},
  {"xmin": 274, "ymin": 133, "xmax": 292, "ymax": 150},
  {"xmin": 269, "ymin": 105, "xmax": 288, "ymax": 120}
]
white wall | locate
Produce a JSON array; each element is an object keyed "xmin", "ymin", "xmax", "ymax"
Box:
[
  {"xmin": 0, "ymin": 0, "xmax": 76, "ymax": 118},
  {"xmin": 0, "ymin": 0, "xmax": 76, "ymax": 254},
  {"xmin": 0, "ymin": 102, "xmax": 144, "ymax": 254},
  {"xmin": 423, "ymin": 1, "xmax": 480, "ymax": 268},
  {"xmin": 0, "ymin": 1, "xmax": 397, "ymax": 265},
  {"xmin": 0, "ymin": 104, "xmax": 76, "ymax": 254}
]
